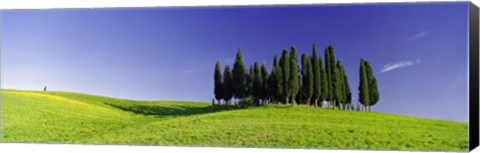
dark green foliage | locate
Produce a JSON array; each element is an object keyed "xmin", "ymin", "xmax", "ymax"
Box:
[
  {"xmin": 335, "ymin": 61, "xmax": 345, "ymax": 109},
  {"xmin": 319, "ymin": 56, "xmax": 327, "ymax": 107},
  {"xmin": 324, "ymin": 45, "xmax": 337, "ymax": 107},
  {"xmin": 247, "ymin": 65, "xmax": 254, "ymax": 98},
  {"xmin": 365, "ymin": 61, "xmax": 379, "ymax": 104},
  {"xmin": 218, "ymin": 44, "xmax": 371, "ymax": 110},
  {"xmin": 269, "ymin": 55, "xmax": 283, "ymax": 103},
  {"xmin": 369, "ymin": 78, "xmax": 380, "ymax": 105},
  {"xmin": 364, "ymin": 60, "xmax": 380, "ymax": 110},
  {"xmin": 301, "ymin": 53, "xmax": 314, "ymax": 105},
  {"xmin": 358, "ymin": 59, "xmax": 370, "ymax": 109},
  {"xmin": 336, "ymin": 61, "xmax": 351, "ymax": 110},
  {"xmin": 279, "ymin": 49, "xmax": 291, "ymax": 104},
  {"xmin": 214, "ymin": 61, "xmax": 223, "ymax": 102},
  {"xmin": 342, "ymin": 65, "xmax": 352, "ymax": 108},
  {"xmin": 252, "ymin": 62, "xmax": 263, "ymax": 106},
  {"xmin": 239, "ymin": 96, "xmax": 256, "ymax": 108},
  {"xmin": 324, "ymin": 46, "xmax": 331, "ymax": 102},
  {"xmin": 311, "ymin": 44, "xmax": 321, "ymax": 107},
  {"xmin": 223, "ymin": 65, "xmax": 233, "ymax": 104},
  {"xmin": 324, "ymin": 46, "xmax": 331, "ymax": 103},
  {"xmin": 232, "ymin": 49, "xmax": 247, "ymax": 99},
  {"xmin": 289, "ymin": 46, "xmax": 300, "ymax": 105},
  {"xmin": 268, "ymin": 56, "xmax": 277, "ymax": 102},
  {"xmin": 261, "ymin": 63, "xmax": 269, "ymax": 103}
]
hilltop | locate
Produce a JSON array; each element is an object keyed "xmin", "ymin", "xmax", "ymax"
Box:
[{"xmin": 0, "ymin": 89, "xmax": 468, "ymax": 151}]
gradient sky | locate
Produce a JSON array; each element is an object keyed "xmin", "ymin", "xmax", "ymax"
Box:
[{"xmin": 1, "ymin": 2, "xmax": 469, "ymax": 122}]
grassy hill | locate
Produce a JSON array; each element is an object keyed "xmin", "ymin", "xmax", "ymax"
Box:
[{"xmin": 0, "ymin": 89, "xmax": 468, "ymax": 151}]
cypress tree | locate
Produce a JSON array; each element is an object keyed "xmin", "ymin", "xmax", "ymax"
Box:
[
  {"xmin": 268, "ymin": 56, "xmax": 278, "ymax": 102},
  {"xmin": 279, "ymin": 49, "xmax": 291, "ymax": 104},
  {"xmin": 261, "ymin": 62, "xmax": 269, "ymax": 104},
  {"xmin": 330, "ymin": 46, "xmax": 338, "ymax": 109},
  {"xmin": 252, "ymin": 62, "xmax": 263, "ymax": 106},
  {"xmin": 311, "ymin": 44, "xmax": 321, "ymax": 107},
  {"xmin": 342, "ymin": 65, "xmax": 352, "ymax": 110},
  {"xmin": 214, "ymin": 61, "xmax": 223, "ymax": 103},
  {"xmin": 223, "ymin": 65, "xmax": 233, "ymax": 105},
  {"xmin": 233, "ymin": 49, "xmax": 247, "ymax": 101},
  {"xmin": 364, "ymin": 60, "xmax": 380, "ymax": 111},
  {"xmin": 358, "ymin": 59, "xmax": 370, "ymax": 111},
  {"xmin": 301, "ymin": 53, "xmax": 314, "ymax": 105},
  {"xmin": 336, "ymin": 61, "xmax": 346, "ymax": 110},
  {"xmin": 289, "ymin": 46, "xmax": 300, "ymax": 105},
  {"xmin": 335, "ymin": 61, "xmax": 344, "ymax": 109},
  {"xmin": 247, "ymin": 65, "xmax": 254, "ymax": 98},
  {"xmin": 272, "ymin": 55, "xmax": 283, "ymax": 103},
  {"xmin": 324, "ymin": 45, "xmax": 337, "ymax": 108},
  {"xmin": 324, "ymin": 46, "xmax": 330, "ymax": 107},
  {"xmin": 319, "ymin": 56, "xmax": 327, "ymax": 108}
]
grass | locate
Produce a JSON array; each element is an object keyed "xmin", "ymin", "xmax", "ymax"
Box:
[{"xmin": 0, "ymin": 89, "xmax": 468, "ymax": 151}]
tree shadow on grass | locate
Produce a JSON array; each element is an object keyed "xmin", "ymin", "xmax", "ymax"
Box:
[{"xmin": 105, "ymin": 103, "xmax": 232, "ymax": 118}]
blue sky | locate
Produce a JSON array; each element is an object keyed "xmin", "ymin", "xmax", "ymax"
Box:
[{"xmin": 1, "ymin": 2, "xmax": 469, "ymax": 122}]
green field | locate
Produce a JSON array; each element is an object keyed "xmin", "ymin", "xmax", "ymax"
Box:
[{"xmin": 0, "ymin": 89, "xmax": 468, "ymax": 151}]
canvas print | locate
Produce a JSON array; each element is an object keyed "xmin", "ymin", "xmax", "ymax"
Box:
[{"xmin": 0, "ymin": 2, "xmax": 474, "ymax": 152}]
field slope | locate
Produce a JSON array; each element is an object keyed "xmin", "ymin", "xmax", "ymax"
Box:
[{"xmin": 0, "ymin": 89, "xmax": 468, "ymax": 151}]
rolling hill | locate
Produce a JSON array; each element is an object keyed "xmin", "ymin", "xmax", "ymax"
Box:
[{"xmin": 0, "ymin": 89, "xmax": 468, "ymax": 151}]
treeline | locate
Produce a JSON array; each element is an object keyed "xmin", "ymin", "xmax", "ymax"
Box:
[{"xmin": 214, "ymin": 44, "xmax": 380, "ymax": 111}]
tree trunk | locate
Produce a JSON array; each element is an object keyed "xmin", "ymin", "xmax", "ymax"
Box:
[
  {"xmin": 314, "ymin": 99, "xmax": 318, "ymax": 107},
  {"xmin": 333, "ymin": 100, "xmax": 336, "ymax": 110},
  {"xmin": 285, "ymin": 97, "xmax": 289, "ymax": 105}
]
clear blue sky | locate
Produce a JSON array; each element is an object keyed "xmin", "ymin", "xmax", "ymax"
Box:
[{"xmin": 1, "ymin": 2, "xmax": 469, "ymax": 122}]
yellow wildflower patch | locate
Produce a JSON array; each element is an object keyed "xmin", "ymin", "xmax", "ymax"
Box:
[{"xmin": 12, "ymin": 92, "xmax": 109, "ymax": 112}]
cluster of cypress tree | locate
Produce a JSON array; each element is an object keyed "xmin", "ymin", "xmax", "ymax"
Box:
[
  {"xmin": 214, "ymin": 44, "xmax": 379, "ymax": 111},
  {"xmin": 358, "ymin": 59, "xmax": 380, "ymax": 111}
]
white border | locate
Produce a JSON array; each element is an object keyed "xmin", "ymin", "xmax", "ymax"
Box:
[{"xmin": 0, "ymin": 143, "xmax": 465, "ymax": 153}]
